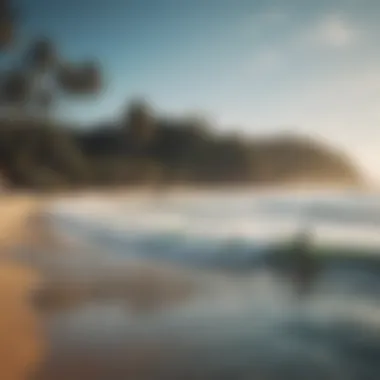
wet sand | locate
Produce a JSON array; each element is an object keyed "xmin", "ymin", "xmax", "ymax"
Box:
[
  {"xmin": 23, "ymin": 237, "xmax": 380, "ymax": 380},
  {"xmin": 0, "ymin": 262, "xmax": 44, "ymax": 380}
]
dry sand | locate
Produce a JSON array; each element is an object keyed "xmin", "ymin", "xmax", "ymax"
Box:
[{"xmin": 0, "ymin": 194, "xmax": 46, "ymax": 380}]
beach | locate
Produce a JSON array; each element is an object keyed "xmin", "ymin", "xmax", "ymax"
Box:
[
  {"xmin": 0, "ymin": 195, "xmax": 45, "ymax": 380},
  {"xmin": 2, "ymin": 189, "xmax": 380, "ymax": 380}
]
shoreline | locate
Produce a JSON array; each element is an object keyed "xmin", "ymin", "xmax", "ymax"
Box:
[
  {"xmin": 0, "ymin": 194, "xmax": 46, "ymax": 380},
  {"xmin": 30, "ymin": 180, "xmax": 368, "ymax": 204}
]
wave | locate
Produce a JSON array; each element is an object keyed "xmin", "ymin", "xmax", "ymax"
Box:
[{"xmin": 47, "ymin": 190, "xmax": 380, "ymax": 273}]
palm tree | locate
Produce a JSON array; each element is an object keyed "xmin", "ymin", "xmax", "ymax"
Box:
[
  {"xmin": 1, "ymin": 37, "xmax": 102, "ymax": 119},
  {"xmin": 0, "ymin": 1, "xmax": 103, "ymax": 119}
]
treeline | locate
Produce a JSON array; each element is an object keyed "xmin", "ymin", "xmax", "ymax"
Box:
[{"xmin": 0, "ymin": 103, "xmax": 361, "ymax": 190}]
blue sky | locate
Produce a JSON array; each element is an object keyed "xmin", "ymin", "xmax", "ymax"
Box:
[{"xmin": 15, "ymin": 0, "xmax": 380, "ymax": 181}]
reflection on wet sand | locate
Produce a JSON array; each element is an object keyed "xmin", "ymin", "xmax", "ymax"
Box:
[
  {"xmin": 26, "ymin": 238, "xmax": 380, "ymax": 380},
  {"xmin": 31, "ymin": 259, "xmax": 202, "ymax": 315},
  {"xmin": 32, "ymin": 270, "xmax": 380, "ymax": 380}
]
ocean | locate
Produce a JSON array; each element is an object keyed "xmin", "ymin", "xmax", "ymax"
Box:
[{"xmin": 30, "ymin": 188, "xmax": 380, "ymax": 380}]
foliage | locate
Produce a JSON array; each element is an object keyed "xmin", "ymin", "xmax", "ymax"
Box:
[
  {"xmin": 0, "ymin": 0, "xmax": 14, "ymax": 49},
  {"xmin": 1, "ymin": 32, "xmax": 102, "ymax": 117},
  {"xmin": 0, "ymin": 107, "xmax": 362, "ymax": 190}
]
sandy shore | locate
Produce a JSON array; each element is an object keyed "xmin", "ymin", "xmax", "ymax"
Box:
[{"xmin": 0, "ymin": 194, "xmax": 46, "ymax": 380}]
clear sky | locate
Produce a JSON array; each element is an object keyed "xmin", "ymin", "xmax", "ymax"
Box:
[{"xmin": 16, "ymin": 0, "xmax": 380, "ymax": 182}]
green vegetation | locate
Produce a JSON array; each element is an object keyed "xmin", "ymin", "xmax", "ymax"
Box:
[{"xmin": 0, "ymin": 115, "xmax": 362, "ymax": 190}]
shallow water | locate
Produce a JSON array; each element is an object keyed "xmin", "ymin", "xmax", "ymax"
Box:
[{"xmin": 21, "ymin": 189, "xmax": 380, "ymax": 379}]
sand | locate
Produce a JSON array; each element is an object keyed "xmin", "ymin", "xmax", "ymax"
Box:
[{"xmin": 0, "ymin": 194, "xmax": 45, "ymax": 380}]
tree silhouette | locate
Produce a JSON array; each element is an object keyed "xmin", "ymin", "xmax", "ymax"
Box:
[
  {"xmin": 0, "ymin": 36, "xmax": 102, "ymax": 118},
  {"xmin": 25, "ymin": 38, "xmax": 58, "ymax": 71},
  {"xmin": 56, "ymin": 61, "xmax": 102, "ymax": 96},
  {"xmin": 123, "ymin": 99, "xmax": 156, "ymax": 155},
  {"xmin": 0, "ymin": 1, "xmax": 102, "ymax": 118},
  {"xmin": 0, "ymin": 70, "xmax": 30, "ymax": 104},
  {"xmin": 0, "ymin": 0, "xmax": 14, "ymax": 50}
]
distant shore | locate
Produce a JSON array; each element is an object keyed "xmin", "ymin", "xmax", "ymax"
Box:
[{"xmin": 22, "ymin": 178, "xmax": 366, "ymax": 202}]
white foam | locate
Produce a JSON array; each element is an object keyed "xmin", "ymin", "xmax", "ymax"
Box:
[{"xmin": 49, "ymin": 189, "xmax": 380, "ymax": 267}]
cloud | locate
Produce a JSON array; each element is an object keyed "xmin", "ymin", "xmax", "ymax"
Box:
[
  {"xmin": 308, "ymin": 13, "xmax": 358, "ymax": 48},
  {"xmin": 248, "ymin": 11, "xmax": 360, "ymax": 76}
]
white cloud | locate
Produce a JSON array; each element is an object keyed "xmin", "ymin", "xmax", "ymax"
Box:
[
  {"xmin": 247, "ymin": 12, "xmax": 360, "ymax": 76},
  {"xmin": 308, "ymin": 13, "xmax": 357, "ymax": 48}
]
